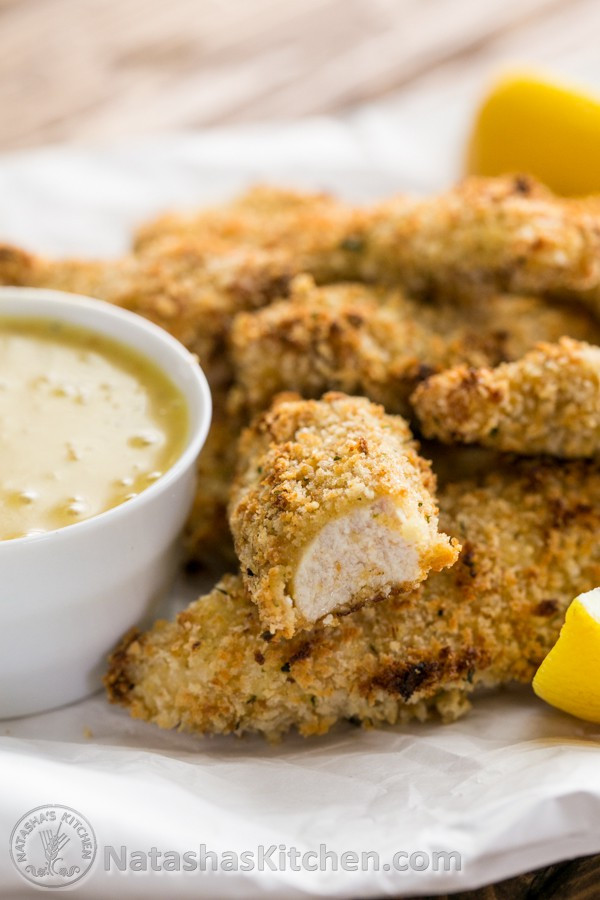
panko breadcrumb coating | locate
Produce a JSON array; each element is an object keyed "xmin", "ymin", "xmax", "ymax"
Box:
[
  {"xmin": 229, "ymin": 275, "xmax": 600, "ymax": 417},
  {"xmin": 133, "ymin": 185, "xmax": 376, "ymax": 284},
  {"xmin": 229, "ymin": 277, "xmax": 433, "ymax": 418},
  {"xmin": 361, "ymin": 175, "xmax": 600, "ymax": 306},
  {"xmin": 132, "ymin": 177, "xmax": 600, "ymax": 310},
  {"xmin": 106, "ymin": 460, "xmax": 600, "ymax": 740},
  {"xmin": 0, "ymin": 241, "xmax": 294, "ymax": 387},
  {"xmin": 229, "ymin": 392, "xmax": 459, "ymax": 637},
  {"xmin": 413, "ymin": 337, "xmax": 600, "ymax": 457}
]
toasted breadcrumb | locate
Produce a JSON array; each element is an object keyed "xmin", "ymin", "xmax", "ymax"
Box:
[
  {"xmin": 229, "ymin": 276, "xmax": 600, "ymax": 417},
  {"xmin": 363, "ymin": 175, "xmax": 600, "ymax": 306},
  {"xmin": 106, "ymin": 460, "xmax": 600, "ymax": 740},
  {"xmin": 229, "ymin": 392, "xmax": 459, "ymax": 636},
  {"xmin": 133, "ymin": 177, "xmax": 600, "ymax": 310},
  {"xmin": 133, "ymin": 185, "xmax": 376, "ymax": 283},
  {"xmin": 413, "ymin": 338, "xmax": 600, "ymax": 457}
]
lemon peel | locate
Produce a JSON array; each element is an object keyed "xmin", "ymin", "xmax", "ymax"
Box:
[
  {"xmin": 533, "ymin": 588, "xmax": 600, "ymax": 722},
  {"xmin": 466, "ymin": 69, "xmax": 600, "ymax": 196}
]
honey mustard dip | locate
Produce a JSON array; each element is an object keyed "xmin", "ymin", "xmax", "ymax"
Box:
[{"xmin": 0, "ymin": 317, "xmax": 188, "ymax": 540}]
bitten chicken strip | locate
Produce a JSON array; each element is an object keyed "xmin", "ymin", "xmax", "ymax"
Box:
[
  {"xmin": 413, "ymin": 337, "xmax": 600, "ymax": 458},
  {"xmin": 228, "ymin": 392, "xmax": 459, "ymax": 637},
  {"xmin": 133, "ymin": 184, "xmax": 375, "ymax": 283},
  {"xmin": 0, "ymin": 241, "xmax": 294, "ymax": 387},
  {"xmin": 106, "ymin": 460, "xmax": 600, "ymax": 740},
  {"xmin": 229, "ymin": 275, "xmax": 600, "ymax": 417}
]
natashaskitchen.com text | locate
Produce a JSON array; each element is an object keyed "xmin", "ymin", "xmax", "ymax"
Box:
[{"xmin": 104, "ymin": 844, "xmax": 461, "ymax": 874}]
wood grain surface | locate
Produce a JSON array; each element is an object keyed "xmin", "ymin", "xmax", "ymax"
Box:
[
  {"xmin": 1, "ymin": 1, "xmax": 599, "ymax": 896},
  {"xmin": 1, "ymin": 0, "xmax": 600, "ymax": 150},
  {"xmin": 410, "ymin": 852, "xmax": 600, "ymax": 899}
]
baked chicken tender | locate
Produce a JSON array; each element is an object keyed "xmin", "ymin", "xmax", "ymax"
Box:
[
  {"xmin": 132, "ymin": 178, "xmax": 600, "ymax": 310},
  {"xmin": 413, "ymin": 337, "xmax": 600, "ymax": 458},
  {"xmin": 362, "ymin": 175, "xmax": 600, "ymax": 305},
  {"xmin": 133, "ymin": 185, "xmax": 375, "ymax": 284},
  {"xmin": 230, "ymin": 276, "xmax": 600, "ymax": 418},
  {"xmin": 229, "ymin": 392, "xmax": 459, "ymax": 637},
  {"xmin": 106, "ymin": 460, "xmax": 600, "ymax": 740},
  {"xmin": 0, "ymin": 241, "xmax": 294, "ymax": 388}
]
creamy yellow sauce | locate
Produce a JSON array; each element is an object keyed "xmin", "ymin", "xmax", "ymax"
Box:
[{"xmin": 0, "ymin": 317, "xmax": 188, "ymax": 540}]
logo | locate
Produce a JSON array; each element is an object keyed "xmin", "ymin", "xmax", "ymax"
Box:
[{"xmin": 10, "ymin": 804, "xmax": 97, "ymax": 889}]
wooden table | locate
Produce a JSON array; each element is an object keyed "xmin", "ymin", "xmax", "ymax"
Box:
[
  {"xmin": 2, "ymin": 0, "xmax": 600, "ymax": 150},
  {"xmin": 412, "ymin": 853, "xmax": 600, "ymax": 899},
  {"xmin": 1, "ymin": 0, "xmax": 599, "ymax": 894}
]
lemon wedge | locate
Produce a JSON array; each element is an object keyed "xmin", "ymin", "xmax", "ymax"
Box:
[
  {"xmin": 533, "ymin": 589, "xmax": 600, "ymax": 722},
  {"xmin": 466, "ymin": 70, "xmax": 600, "ymax": 196}
]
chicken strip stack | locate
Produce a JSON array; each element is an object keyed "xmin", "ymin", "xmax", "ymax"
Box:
[
  {"xmin": 5, "ymin": 177, "xmax": 600, "ymax": 390},
  {"xmin": 413, "ymin": 337, "xmax": 600, "ymax": 458},
  {"xmin": 229, "ymin": 392, "xmax": 459, "ymax": 637},
  {"xmin": 106, "ymin": 460, "xmax": 600, "ymax": 740},
  {"xmin": 229, "ymin": 276, "xmax": 600, "ymax": 418}
]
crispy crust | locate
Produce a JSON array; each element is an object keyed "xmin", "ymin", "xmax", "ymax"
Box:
[
  {"xmin": 106, "ymin": 459, "xmax": 600, "ymax": 740},
  {"xmin": 134, "ymin": 177, "xmax": 600, "ymax": 311},
  {"xmin": 133, "ymin": 185, "xmax": 376, "ymax": 283},
  {"xmin": 228, "ymin": 392, "xmax": 459, "ymax": 636},
  {"xmin": 229, "ymin": 276, "xmax": 600, "ymax": 418},
  {"xmin": 363, "ymin": 175, "xmax": 600, "ymax": 306},
  {"xmin": 413, "ymin": 337, "xmax": 600, "ymax": 457}
]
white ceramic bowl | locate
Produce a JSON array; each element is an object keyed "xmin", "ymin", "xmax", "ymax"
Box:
[{"xmin": 0, "ymin": 288, "xmax": 211, "ymax": 718}]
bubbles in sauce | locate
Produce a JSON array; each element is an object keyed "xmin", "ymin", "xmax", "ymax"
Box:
[{"xmin": 0, "ymin": 317, "xmax": 188, "ymax": 540}]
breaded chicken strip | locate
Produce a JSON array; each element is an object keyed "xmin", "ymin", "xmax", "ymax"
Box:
[
  {"xmin": 133, "ymin": 178, "xmax": 600, "ymax": 310},
  {"xmin": 0, "ymin": 241, "xmax": 294, "ymax": 387},
  {"xmin": 229, "ymin": 275, "xmax": 600, "ymax": 417},
  {"xmin": 106, "ymin": 460, "xmax": 600, "ymax": 740},
  {"xmin": 134, "ymin": 185, "xmax": 374, "ymax": 283},
  {"xmin": 359, "ymin": 175, "xmax": 600, "ymax": 305},
  {"xmin": 413, "ymin": 337, "xmax": 600, "ymax": 458},
  {"xmin": 229, "ymin": 392, "xmax": 459, "ymax": 637}
]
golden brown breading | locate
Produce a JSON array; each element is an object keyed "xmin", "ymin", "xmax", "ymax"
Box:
[
  {"xmin": 134, "ymin": 185, "xmax": 375, "ymax": 283},
  {"xmin": 133, "ymin": 178, "xmax": 600, "ymax": 312},
  {"xmin": 106, "ymin": 459, "xmax": 600, "ymax": 740},
  {"xmin": 229, "ymin": 392, "xmax": 459, "ymax": 637},
  {"xmin": 413, "ymin": 337, "xmax": 600, "ymax": 457},
  {"xmin": 229, "ymin": 275, "xmax": 600, "ymax": 418},
  {"xmin": 362, "ymin": 175, "xmax": 600, "ymax": 306},
  {"xmin": 0, "ymin": 241, "xmax": 294, "ymax": 388}
]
